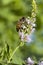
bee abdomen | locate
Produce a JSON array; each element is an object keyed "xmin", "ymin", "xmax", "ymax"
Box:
[{"xmin": 16, "ymin": 22, "xmax": 22, "ymax": 32}]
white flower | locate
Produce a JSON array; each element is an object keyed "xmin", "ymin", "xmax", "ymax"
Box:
[
  {"xmin": 21, "ymin": 24, "xmax": 26, "ymax": 29},
  {"xmin": 27, "ymin": 57, "xmax": 34, "ymax": 65},
  {"xmin": 19, "ymin": 28, "xmax": 35, "ymax": 43},
  {"xmin": 31, "ymin": 28, "xmax": 35, "ymax": 33},
  {"xmin": 19, "ymin": 31, "xmax": 24, "ymax": 41},
  {"xmin": 26, "ymin": 18, "xmax": 31, "ymax": 24},
  {"xmin": 24, "ymin": 34, "xmax": 32, "ymax": 43},
  {"xmin": 19, "ymin": 31, "xmax": 33, "ymax": 43},
  {"xmin": 31, "ymin": 23, "xmax": 36, "ymax": 27},
  {"xmin": 38, "ymin": 61, "xmax": 43, "ymax": 65}
]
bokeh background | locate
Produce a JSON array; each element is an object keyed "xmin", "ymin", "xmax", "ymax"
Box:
[{"xmin": 0, "ymin": 0, "xmax": 43, "ymax": 65}]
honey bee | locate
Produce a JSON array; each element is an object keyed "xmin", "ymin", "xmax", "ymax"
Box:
[{"xmin": 16, "ymin": 17, "xmax": 26, "ymax": 32}]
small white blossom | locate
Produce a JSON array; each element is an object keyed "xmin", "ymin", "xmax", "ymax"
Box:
[
  {"xmin": 19, "ymin": 32, "xmax": 33, "ymax": 43},
  {"xmin": 26, "ymin": 57, "xmax": 34, "ymax": 65},
  {"xmin": 26, "ymin": 18, "xmax": 31, "ymax": 24},
  {"xmin": 23, "ymin": 25, "xmax": 26, "ymax": 29},
  {"xmin": 19, "ymin": 31, "xmax": 24, "ymax": 41},
  {"xmin": 38, "ymin": 61, "xmax": 43, "ymax": 65},
  {"xmin": 24, "ymin": 34, "xmax": 32, "ymax": 43},
  {"xmin": 31, "ymin": 28, "xmax": 35, "ymax": 33},
  {"xmin": 21, "ymin": 25, "xmax": 26, "ymax": 29},
  {"xmin": 31, "ymin": 23, "xmax": 36, "ymax": 27}
]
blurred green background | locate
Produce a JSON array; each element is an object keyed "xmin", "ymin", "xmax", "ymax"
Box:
[{"xmin": 0, "ymin": 0, "xmax": 43, "ymax": 65}]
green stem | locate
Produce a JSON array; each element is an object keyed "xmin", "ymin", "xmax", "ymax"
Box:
[{"xmin": 8, "ymin": 45, "xmax": 20, "ymax": 63}]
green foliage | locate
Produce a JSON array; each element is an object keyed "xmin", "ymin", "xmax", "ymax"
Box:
[{"xmin": 0, "ymin": 0, "xmax": 43, "ymax": 65}]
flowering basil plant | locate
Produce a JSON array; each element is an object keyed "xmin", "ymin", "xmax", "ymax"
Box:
[{"xmin": 18, "ymin": 16, "xmax": 36, "ymax": 43}]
